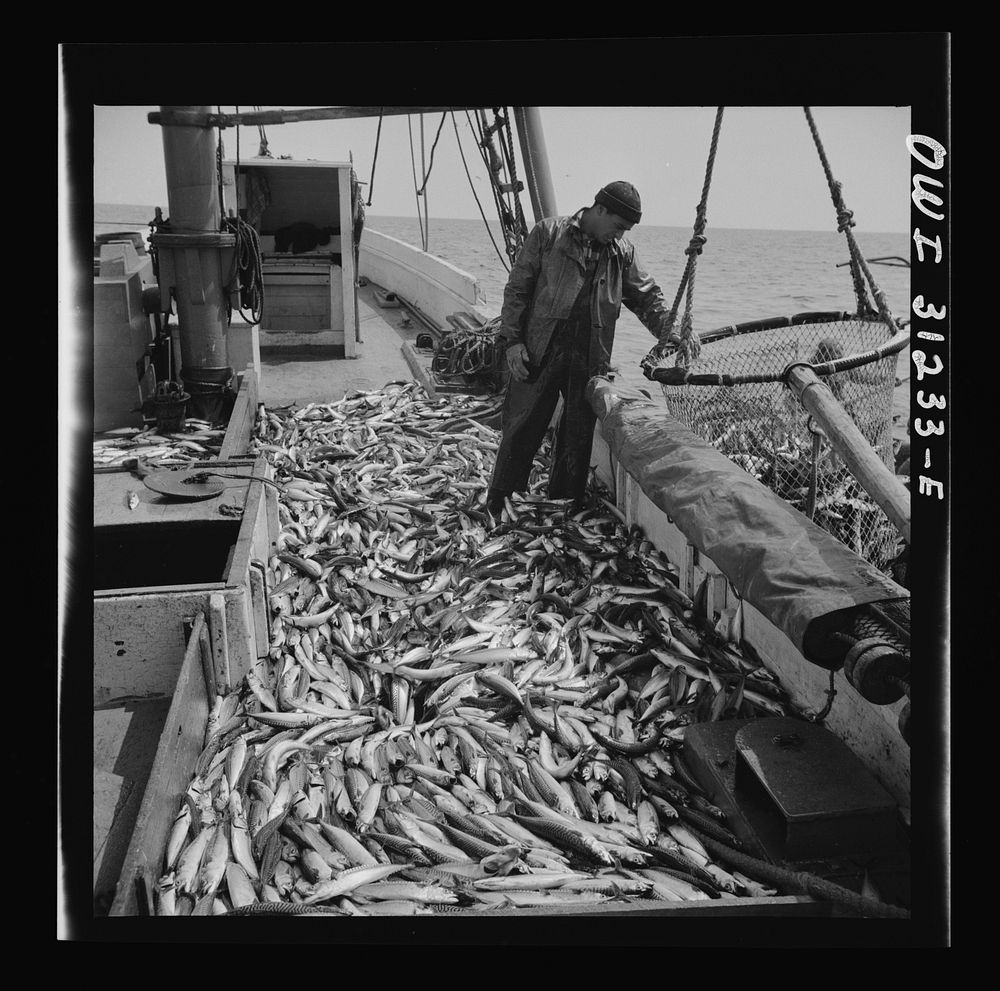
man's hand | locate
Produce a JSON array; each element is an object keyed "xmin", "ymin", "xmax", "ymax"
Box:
[{"xmin": 505, "ymin": 343, "xmax": 531, "ymax": 382}]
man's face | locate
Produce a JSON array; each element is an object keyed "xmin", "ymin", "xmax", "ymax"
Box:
[{"xmin": 591, "ymin": 205, "xmax": 634, "ymax": 245}]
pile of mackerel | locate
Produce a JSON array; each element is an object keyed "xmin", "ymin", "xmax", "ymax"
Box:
[{"xmin": 155, "ymin": 382, "xmax": 800, "ymax": 917}]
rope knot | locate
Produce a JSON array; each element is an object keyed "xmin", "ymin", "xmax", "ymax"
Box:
[
  {"xmin": 685, "ymin": 234, "xmax": 707, "ymax": 256},
  {"xmin": 836, "ymin": 208, "xmax": 855, "ymax": 232}
]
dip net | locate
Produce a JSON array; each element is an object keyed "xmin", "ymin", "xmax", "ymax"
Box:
[
  {"xmin": 641, "ymin": 107, "xmax": 910, "ymax": 574},
  {"xmin": 656, "ymin": 312, "xmax": 905, "ymax": 570}
]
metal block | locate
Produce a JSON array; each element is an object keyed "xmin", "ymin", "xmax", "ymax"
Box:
[
  {"xmin": 684, "ymin": 717, "xmax": 900, "ymax": 864},
  {"xmin": 733, "ymin": 718, "xmax": 898, "ymax": 861}
]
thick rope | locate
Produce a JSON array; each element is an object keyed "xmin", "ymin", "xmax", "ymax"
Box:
[
  {"xmin": 407, "ymin": 115, "xmax": 428, "ymax": 251},
  {"xmin": 415, "ymin": 112, "xmax": 449, "ymax": 196},
  {"xmin": 803, "ymin": 107, "xmax": 900, "ymax": 329},
  {"xmin": 641, "ymin": 107, "xmax": 724, "ymax": 378},
  {"xmin": 366, "ymin": 108, "xmax": 383, "ymax": 207},
  {"xmin": 471, "ymin": 110, "xmax": 523, "ymax": 268},
  {"xmin": 692, "ymin": 831, "xmax": 911, "ymax": 919},
  {"xmin": 498, "ymin": 106, "xmax": 529, "ymax": 255},
  {"xmin": 420, "ymin": 114, "xmax": 430, "ymax": 249}
]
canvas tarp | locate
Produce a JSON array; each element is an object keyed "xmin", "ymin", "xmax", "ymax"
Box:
[{"xmin": 588, "ymin": 378, "xmax": 908, "ymax": 660}]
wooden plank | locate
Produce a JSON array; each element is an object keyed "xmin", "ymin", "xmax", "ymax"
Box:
[
  {"xmin": 248, "ymin": 563, "xmax": 270, "ymax": 658},
  {"xmin": 339, "ymin": 166, "xmax": 357, "ymax": 357},
  {"xmin": 219, "ymin": 369, "xmax": 255, "ymax": 460},
  {"xmin": 446, "ymin": 896, "xmax": 829, "ymax": 918},
  {"xmin": 250, "ymin": 458, "xmax": 276, "ymax": 564},
  {"xmin": 197, "ymin": 614, "xmax": 215, "ymax": 699},
  {"xmin": 109, "ymin": 612, "xmax": 212, "ymax": 916},
  {"xmin": 225, "ymin": 454, "xmax": 268, "ymax": 583},
  {"xmin": 96, "ymin": 582, "xmax": 226, "ymax": 598},
  {"xmin": 94, "ymin": 591, "xmax": 209, "ymax": 705},
  {"xmin": 208, "ymin": 593, "xmax": 231, "ymax": 694},
  {"xmin": 226, "ymin": 585, "xmax": 256, "ymax": 684},
  {"xmin": 94, "ymin": 464, "xmax": 254, "ymax": 528}
]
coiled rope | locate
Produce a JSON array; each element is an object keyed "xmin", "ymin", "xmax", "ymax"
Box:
[
  {"xmin": 432, "ymin": 324, "xmax": 506, "ymax": 379},
  {"xmin": 222, "ymin": 107, "xmax": 264, "ymax": 325}
]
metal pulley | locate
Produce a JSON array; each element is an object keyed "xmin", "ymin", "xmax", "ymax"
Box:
[{"xmin": 842, "ymin": 637, "xmax": 909, "ymax": 705}]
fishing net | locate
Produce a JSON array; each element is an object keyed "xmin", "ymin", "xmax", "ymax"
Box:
[{"xmin": 658, "ymin": 311, "xmax": 905, "ymax": 571}]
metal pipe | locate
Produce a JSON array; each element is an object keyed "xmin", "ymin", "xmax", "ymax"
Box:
[
  {"xmin": 785, "ymin": 363, "xmax": 911, "ymax": 544},
  {"xmin": 513, "ymin": 107, "xmax": 558, "ymax": 222},
  {"xmin": 159, "ymin": 105, "xmax": 219, "ymax": 233},
  {"xmin": 149, "ymin": 106, "xmax": 490, "ymax": 128},
  {"xmin": 154, "ymin": 106, "xmax": 232, "ymax": 414}
]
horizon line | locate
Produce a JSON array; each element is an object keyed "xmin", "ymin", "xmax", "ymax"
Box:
[{"xmin": 93, "ymin": 204, "xmax": 908, "ymax": 238}]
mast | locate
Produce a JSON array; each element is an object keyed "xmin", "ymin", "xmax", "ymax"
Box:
[
  {"xmin": 152, "ymin": 104, "xmax": 235, "ymax": 419},
  {"xmin": 513, "ymin": 107, "xmax": 557, "ymax": 222}
]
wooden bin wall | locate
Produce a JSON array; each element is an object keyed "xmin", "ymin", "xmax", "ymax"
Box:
[
  {"xmin": 109, "ymin": 612, "xmax": 216, "ymax": 917},
  {"xmin": 94, "ymin": 458, "xmax": 276, "ymax": 707},
  {"xmin": 591, "ymin": 421, "xmax": 911, "ymax": 810}
]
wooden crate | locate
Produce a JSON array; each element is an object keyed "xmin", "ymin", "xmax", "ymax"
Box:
[{"xmin": 93, "ymin": 457, "xmax": 276, "ymax": 707}]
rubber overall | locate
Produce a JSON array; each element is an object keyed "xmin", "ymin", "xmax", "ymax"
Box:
[{"xmin": 491, "ymin": 249, "xmax": 600, "ymax": 503}]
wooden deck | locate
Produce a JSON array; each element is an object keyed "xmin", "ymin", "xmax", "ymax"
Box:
[{"xmin": 252, "ymin": 281, "xmax": 429, "ymax": 407}]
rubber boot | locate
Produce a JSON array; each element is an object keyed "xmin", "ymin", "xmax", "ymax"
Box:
[{"xmin": 486, "ymin": 488, "xmax": 508, "ymax": 518}]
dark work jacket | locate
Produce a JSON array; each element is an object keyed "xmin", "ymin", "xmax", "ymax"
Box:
[{"xmin": 499, "ymin": 212, "xmax": 678, "ymax": 375}]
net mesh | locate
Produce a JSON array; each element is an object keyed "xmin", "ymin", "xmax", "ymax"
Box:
[{"xmin": 660, "ymin": 315, "xmax": 903, "ymax": 572}]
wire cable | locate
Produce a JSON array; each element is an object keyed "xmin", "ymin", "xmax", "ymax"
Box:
[{"xmin": 451, "ymin": 112, "xmax": 510, "ymax": 272}]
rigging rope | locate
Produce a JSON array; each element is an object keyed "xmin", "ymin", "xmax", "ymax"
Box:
[
  {"xmin": 416, "ymin": 112, "xmax": 449, "ymax": 196},
  {"xmin": 254, "ymin": 106, "xmax": 271, "ymax": 157},
  {"xmin": 366, "ymin": 108, "xmax": 384, "ymax": 207},
  {"xmin": 420, "ymin": 114, "xmax": 430, "ymax": 248},
  {"xmin": 469, "ymin": 109, "xmax": 525, "ymax": 267},
  {"xmin": 803, "ymin": 107, "xmax": 896, "ymax": 328},
  {"xmin": 643, "ymin": 106, "xmax": 906, "ymax": 385},
  {"xmin": 641, "ymin": 106, "xmax": 725, "ymax": 378},
  {"xmin": 407, "ymin": 114, "xmax": 428, "ymax": 251},
  {"xmin": 498, "ymin": 106, "xmax": 529, "ymax": 253},
  {"xmin": 451, "ymin": 112, "xmax": 510, "ymax": 273}
]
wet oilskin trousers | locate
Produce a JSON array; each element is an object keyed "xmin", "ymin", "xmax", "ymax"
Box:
[{"xmin": 489, "ymin": 328, "xmax": 595, "ymax": 506}]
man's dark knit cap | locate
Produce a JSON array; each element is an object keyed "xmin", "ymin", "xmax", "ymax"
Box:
[{"xmin": 594, "ymin": 181, "xmax": 642, "ymax": 223}]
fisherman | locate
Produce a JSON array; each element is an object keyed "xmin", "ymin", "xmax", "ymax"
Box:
[{"xmin": 486, "ymin": 181, "xmax": 679, "ymax": 517}]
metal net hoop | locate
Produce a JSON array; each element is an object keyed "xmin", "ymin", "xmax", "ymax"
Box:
[{"xmin": 660, "ymin": 310, "xmax": 907, "ymax": 571}]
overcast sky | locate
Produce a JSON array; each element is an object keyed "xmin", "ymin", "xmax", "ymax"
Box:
[{"xmin": 91, "ymin": 105, "xmax": 911, "ymax": 234}]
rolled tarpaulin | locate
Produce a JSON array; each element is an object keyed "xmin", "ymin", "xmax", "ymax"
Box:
[{"xmin": 587, "ymin": 377, "xmax": 907, "ymax": 663}]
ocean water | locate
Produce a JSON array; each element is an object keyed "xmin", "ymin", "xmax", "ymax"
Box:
[{"xmin": 94, "ymin": 205, "xmax": 909, "ymax": 435}]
